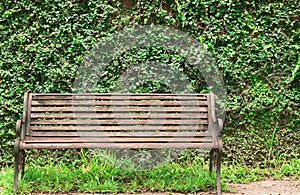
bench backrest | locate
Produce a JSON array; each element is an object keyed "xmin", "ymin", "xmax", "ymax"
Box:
[{"xmin": 20, "ymin": 93, "xmax": 218, "ymax": 149}]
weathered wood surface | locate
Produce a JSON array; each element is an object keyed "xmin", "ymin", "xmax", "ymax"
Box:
[{"xmin": 18, "ymin": 93, "xmax": 216, "ymax": 148}]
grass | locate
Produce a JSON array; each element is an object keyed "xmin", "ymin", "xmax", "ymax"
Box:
[
  {"xmin": 223, "ymin": 158, "xmax": 300, "ymax": 184},
  {"xmin": 1, "ymin": 152, "xmax": 218, "ymax": 194},
  {"xmin": 0, "ymin": 167, "xmax": 14, "ymax": 195},
  {"xmin": 0, "ymin": 152, "xmax": 299, "ymax": 195}
]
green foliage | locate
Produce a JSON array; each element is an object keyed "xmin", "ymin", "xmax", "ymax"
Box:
[
  {"xmin": 223, "ymin": 158, "xmax": 300, "ymax": 184},
  {"xmin": 1, "ymin": 155, "xmax": 299, "ymax": 194},
  {"xmin": 1, "ymin": 155, "xmax": 217, "ymax": 194},
  {"xmin": 0, "ymin": 0, "xmax": 299, "ymax": 167},
  {"xmin": 0, "ymin": 167, "xmax": 14, "ymax": 194}
]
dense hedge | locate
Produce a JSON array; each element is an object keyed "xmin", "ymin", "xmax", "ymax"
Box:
[{"xmin": 0, "ymin": 0, "xmax": 299, "ymax": 167}]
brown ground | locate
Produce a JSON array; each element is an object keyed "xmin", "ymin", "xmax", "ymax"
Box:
[{"xmin": 30, "ymin": 180, "xmax": 300, "ymax": 195}]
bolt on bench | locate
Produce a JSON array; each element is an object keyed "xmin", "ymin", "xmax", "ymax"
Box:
[{"xmin": 14, "ymin": 92, "xmax": 223, "ymax": 194}]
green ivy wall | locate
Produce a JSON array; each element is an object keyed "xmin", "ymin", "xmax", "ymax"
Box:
[{"xmin": 0, "ymin": 0, "xmax": 299, "ymax": 166}]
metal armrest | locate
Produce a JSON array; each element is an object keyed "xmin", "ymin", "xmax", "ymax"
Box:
[
  {"xmin": 16, "ymin": 120, "xmax": 22, "ymax": 137},
  {"xmin": 217, "ymin": 119, "xmax": 223, "ymax": 132}
]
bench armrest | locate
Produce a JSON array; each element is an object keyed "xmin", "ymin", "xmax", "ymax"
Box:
[
  {"xmin": 217, "ymin": 119, "xmax": 223, "ymax": 132},
  {"xmin": 16, "ymin": 120, "xmax": 22, "ymax": 137}
]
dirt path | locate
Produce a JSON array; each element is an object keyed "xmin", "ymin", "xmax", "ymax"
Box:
[
  {"xmin": 225, "ymin": 180, "xmax": 300, "ymax": 195},
  {"xmin": 31, "ymin": 180, "xmax": 300, "ymax": 195}
]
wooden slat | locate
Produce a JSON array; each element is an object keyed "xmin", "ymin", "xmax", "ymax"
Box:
[
  {"xmin": 31, "ymin": 100, "xmax": 207, "ymax": 106},
  {"xmin": 33, "ymin": 93, "xmax": 208, "ymax": 95},
  {"xmin": 30, "ymin": 119, "xmax": 208, "ymax": 125},
  {"xmin": 33, "ymin": 94, "xmax": 207, "ymax": 100},
  {"xmin": 30, "ymin": 125, "xmax": 207, "ymax": 131},
  {"xmin": 31, "ymin": 113, "xmax": 208, "ymax": 119},
  {"xmin": 23, "ymin": 137, "xmax": 213, "ymax": 143},
  {"xmin": 31, "ymin": 106, "xmax": 208, "ymax": 112},
  {"xmin": 32, "ymin": 93, "xmax": 208, "ymax": 96},
  {"xmin": 20, "ymin": 142, "xmax": 217, "ymax": 149},
  {"xmin": 30, "ymin": 131, "xmax": 209, "ymax": 137}
]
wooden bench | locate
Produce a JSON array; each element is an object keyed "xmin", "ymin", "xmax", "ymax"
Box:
[{"xmin": 14, "ymin": 92, "xmax": 223, "ymax": 194}]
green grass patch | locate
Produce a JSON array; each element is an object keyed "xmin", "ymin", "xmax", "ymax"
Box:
[
  {"xmin": 0, "ymin": 167, "xmax": 14, "ymax": 195},
  {"xmin": 1, "ymin": 156, "xmax": 217, "ymax": 194},
  {"xmin": 223, "ymin": 158, "xmax": 300, "ymax": 184},
  {"xmin": 0, "ymin": 156, "xmax": 299, "ymax": 195}
]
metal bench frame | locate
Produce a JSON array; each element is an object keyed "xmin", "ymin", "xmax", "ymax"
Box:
[{"xmin": 14, "ymin": 92, "xmax": 223, "ymax": 194}]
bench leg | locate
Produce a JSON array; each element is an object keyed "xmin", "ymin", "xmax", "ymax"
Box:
[
  {"xmin": 209, "ymin": 148, "xmax": 222, "ymax": 195},
  {"xmin": 209, "ymin": 149, "xmax": 217, "ymax": 174},
  {"xmin": 216, "ymin": 148, "xmax": 223, "ymax": 195},
  {"xmin": 20, "ymin": 150, "xmax": 26, "ymax": 178},
  {"xmin": 13, "ymin": 139, "xmax": 21, "ymax": 192}
]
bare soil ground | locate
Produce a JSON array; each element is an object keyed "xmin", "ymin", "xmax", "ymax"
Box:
[
  {"xmin": 224, "ymin": 180, "xmax": 300, "ymax": 195},
  {"xmin": 31, "ymin": 180, "xmax": 300, "ymax": 195}
]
